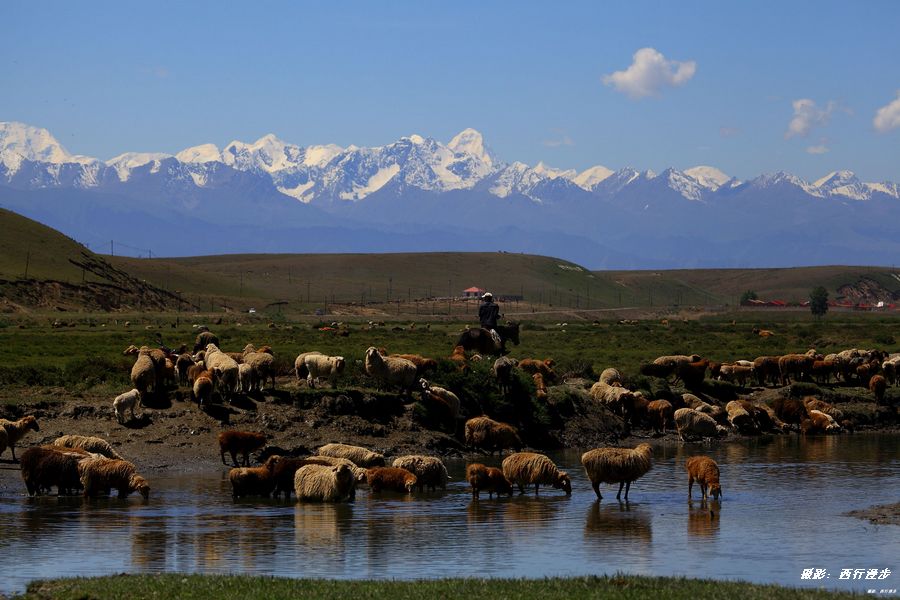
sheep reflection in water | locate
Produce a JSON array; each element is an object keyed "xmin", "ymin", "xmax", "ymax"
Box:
[
  {"xmin": 687, "ymin": 499, "xmax": 721, "ymax": 540},
  {"xmin": 584, "ymin": 501, "xmax": 652, "ymax": 546}
]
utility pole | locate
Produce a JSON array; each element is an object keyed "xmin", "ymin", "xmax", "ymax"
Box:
[
  {"xmin": 307, "ymin": 281, "xmax": 311, "ymax": 304},
  {"xmin": 24, "ymin": 251, "xmax": 30, "ymax": 279},
  {"xmin": 110, "ymin": 240, "xmax": 114, "ymax": 256}
]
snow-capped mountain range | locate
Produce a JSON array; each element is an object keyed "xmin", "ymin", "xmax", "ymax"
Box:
[{"xmin": 1, "ymin": 121, "xmax": 899, "ymax": 268}]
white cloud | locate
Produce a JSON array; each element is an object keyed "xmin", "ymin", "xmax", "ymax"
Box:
[
  {"xmin": 719, "ymin": 126, "xmax": 740, "ymax": 138},
  {"xmin": 873, "ymin": 91, "xmax": 900, "ymax": 133},
  {"xmin": 806, "ymin": 144, "xmax": 829, "ymax": 154},
  {"xmin": 543, "ymin": 135, "xmax": 574, "ymax": 148},
  {"xmin": 602, "ymin": 47, "xmax": 696, "ymax": 99},
  {"xmin": 785, "ymin": 99, "xmax": 836, "ymax": 139}
]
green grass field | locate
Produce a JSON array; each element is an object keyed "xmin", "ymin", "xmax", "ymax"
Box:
[{"xmin": 14, "ymin": 574, "xmax": 862, "ymax": 600}]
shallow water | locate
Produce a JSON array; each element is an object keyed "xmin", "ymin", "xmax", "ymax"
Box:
[{"xmin": 0, "ymin": 434, "xmax": 898, "ymax": 595}]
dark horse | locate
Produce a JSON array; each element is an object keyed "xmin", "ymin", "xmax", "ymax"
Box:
[{"xmin": 454, "ymin": 322, "xmax": 520, "ymax": 355}]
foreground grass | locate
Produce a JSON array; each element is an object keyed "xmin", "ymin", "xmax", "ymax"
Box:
[{"xmin": 15, "ymin": 574, "xmax": 861, "ymax": 600}]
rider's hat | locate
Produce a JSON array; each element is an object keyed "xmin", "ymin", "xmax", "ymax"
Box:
[{"xmin": 482, "ymin": 292, "xmax": 493, "ymax": 300}]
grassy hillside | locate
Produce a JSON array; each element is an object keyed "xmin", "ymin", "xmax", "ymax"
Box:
[{"xmin": 0, "ymin": 207, "xmax": 96, "ymax": 283}]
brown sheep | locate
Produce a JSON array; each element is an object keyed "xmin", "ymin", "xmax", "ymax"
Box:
[
  {"xmin": 366, "ymin": 466, "xmax": 417, "ymax": 493},
  {"xmin": 646, "ymin": 399, "xmax": 673, "ymax": 434},
  {"xmin": 770, "ymin": 397, "xmax": 808, "ymax": 429},
  {"xmin": 719, "ymin": 364, "xmax": 753, "ymax": 387},
  {"xmin": 753, "ymin": 356, "xmax": 781, "ymax": 387},
  {"xmin": 726, "ymin": 400, "xmax": 758, "ymax": 435},
  {"xmin": 870, "ymin": 374, "xmax": 887, "ymax": 404},
  {"xmin": 501, "ymin": 452, "xmax": 571, "ymax": 496},
  {"xmin": 466, "ymin": 463, "xmax": 513, "ymax": 499},
  {"xmin": 390, "ymin": 353, "xmax": 438, "ymax": 376},
  {"xmin": 801, "ymin": 397, "xmax": 843, "ymax": 421},
  {"xmin": 449, "ymin": 345, "xmax": 469, "ymax": 371},
  {"xmin": 801, "ymin": 410, "xmax": 842, "ymax": 434},
  {"xmin": 78, "ymin": 456, "xmax": 150, "ymax": 498},
  {"xmin": 676, "ymin": 359, "xmax": 709, "ymax": 388},
  {"xmin": 192, "ymin": 370, "xmax": 215, "ymax": 406},
  {"xmin": 492, "ymin": 356, "xmax": 518, "ymax": 395},
  {"xmin": 0, "ymin": 415, "xmax": 40, "ymax": 461},
  {"xmin": 293, "ymin": 463, "xmax": 356, "ymax": 502},
  {"xmin": 810, "ymin": 360, "xmax": 836, "ymax": 384},
  {"xmin": 685, "ymin": 456, "xmax": 722, "ymax": 500},
  {"xmin": 778, "ymin": 354, "xmax": 814, "ymax": 385},
  {"xmin": 392, "ymin": 455, "xmax": 449, "ymax": 492},
  {"xmin": 674, "ymin": 408, "xmax": 728, "ymax": 441},
  {"xmin": 218, "ymin": 431, "xmax": 267, "ymax": 467},
  {"xmin": 532, "ymin": 373, "xmax": 548, "ymax": 401},
  {"xmin": 581, "ymin": 444, "xmax": 653, "ymax": 501},
  {"xmin": 464, "ymin": 416, "xmax": 523, "ymax": 456},
  {"xmin": 229, "ymin": 455, "xmax": 280, "ymax": 498},
  {"xmin": 20, "ymin": 445, "xmax": 91, "ymax": 496},
  {"xmin": 518, "ymin": 358, "xmax": 557, "ymax": 383}
]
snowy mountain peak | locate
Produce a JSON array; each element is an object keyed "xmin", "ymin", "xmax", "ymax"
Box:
[
  {"xmin": 175, "ymin": 143, "xmax": 222, "ymax": 164},
  {"xmin": 0, "ymin": 121, "xmax": 96, "ymax": 172},
  {"xmin": 533, "ymin": 161, "xmax": 576, "ymax": 180},
  {"xmin": 813, "ymin": 170, "xmax": 872, "ymax": 200},
  {"xmin": 685, "ymin": 165, "xmax": 732, "ymax": 190},
  {"xmin": 813, "ymin": 170, "xmax": 857, "ymax": 188},
  {"xmin": 106, "ymin": 152, "xmax": 172, "ymax": 181},
  {"xmin": 572, "ymin": 165, "xmax": 614, "ymax": 190},
  {"xmin": 448, "ymin": 128, "xmax": 495, "ymax": 168}
]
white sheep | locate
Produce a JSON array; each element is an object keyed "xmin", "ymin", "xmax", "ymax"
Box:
[
  {"xmin": 419, "ymin": 378, "xmax": 461, "ymax": 422},
  {"xmin": 674, "ymin": 408, "xmax": 728, "ymax": 441},
  {"xmin": 364, "ymin": 347, "xmax": 417, "ymax": 393},
  {"xmin": 113, "ymin": 389, "xmax": 141, "ymax": 424},
  {"xmin": 204, "ymin": 344, "xmax": 239, "ymax": 402},
  {"xmin": 238, "ymin": 363, "xmax": 255, "ymax": 393},
  {"xmin": 294, "ymin": 351, "xmax": 324, "ymax": 382},
  {"xmin": 305, "ymin": 354, "xmax": 346, "ymax": 388}
]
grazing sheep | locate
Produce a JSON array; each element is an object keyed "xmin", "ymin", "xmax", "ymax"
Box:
[
  {"xmin": 802, "ymin": 409, "xmax": 842, "ymax": 434},
  {"xmin": 466, "ymin": 463, "xmax": 513, "ymax": 499},
  {"xmin": 390, "ymin": 353, "xmax": 438, "ymax": 376},
  {"xmin": 53, "ymin": 435, "xmax": 123, "ymax": 460},
  {"xmin": 492, "ymin": 356, "xmax": 518, "ymax": 395},
  {"xmin": 581, "ymin": 444, "xmax": 653, "ymax": 501},
  {"xmin": 646, "ymin": 399, "xmax": 673, "ymax": 434},
  {"xmin": 238, "ymin": 363, "xmax": 255, "ymax": 393},
  {"xmin": 771, "ymin": 397, "xmax": 809, "ymax": 429},
  {"xmin": 676, "ymin": 359, "xmax": 709, "ymax": 388},
  {"xmin": 753, "ymin": 356, "xmax": 781, "ymax": 387},
  {"xmin": 810, "ymin": 360, "xmax": 837, "ymax": 384},
  {"xmin": 174, "ymin": 353, "xmax": 195, "ymax": 386},
  {"xmin": 317, "ymin": 443, "xmax": 385, "ymax": 468},
  {"xmin": 305, "ymin": 354, "xmax": 346, "ymax": 388},
  {"xmin": 204, "ymin": 344, "xmax": 240, "ymax": 402},
  {"xmin": 719, "ymin": 364, "xmax": 753, "ymax": 386},
  {"xmin": 293, "ymin": 464, "xmax": 357, "ymax": 502},
  {"xmin": 870, "ymin": 374, "xmax": 887, "ymax": 404},
  {"xmin": 599, "ymin": 367, "xmax": 622, "ymax": 385},
  {"xmin": 130, "ymin": 351, "xmax": 156, "ymax": 401},
  {"xmin": 501, "ymin": 452, "xmax": 571, "ymax": 496},
  {"xmin": 681, "ymin": 394, "xmax": 727, "ymax": 425},
  {"xmin": 294, "ymin": 351, "xmax": 324, "ymax": 382},
  {"xmin": 192, "ymin": 369, "xmax": 215, "ymax": 406},
  {"xmin": 271, "ymin": 456, "xmax": 363, "ymax": 500},
  {"xmin": 78, "ymin": 456, "xmax": 150, "ymax": 499},
  {"xmin": 685, "ymin": 456, "xmax": 722, "ymax": 500},
  {"xmin": 419, "ymin": 378, "xmax": 461, "ymax": 423},
  {"xmin": 778, "ymin": 353, "xmax": 814, "ymax": 386},
  {"xmin": 464, "ymin": 416, "xmax": 523, "ymax": 456},
  {"xmin": 20, "ymin": 445, "xmax": 91, "ymax": 496},
  {"xmin": 218, "ymin": 430, "xmax": 267, "ymax": 467},
  {"xmin": 518, "ymin": 358, "xmax": 556, "ymax": 383},
  {"xmin": 726, "ymin": 400, "xmax": 758, "ymax": 435},
  {"xmin": 366, "ymin": 467, "xmax": 418, "ymax": 493},
  {"xmin": 229, "ymin": 455, "xmax": 281, "ymax": 498},
  {"xmin": 801, "ymin": 397, "xmax": 844, "ymax": 421},
  {"xmin": 0, "ymin": 415, "xmax": 40, "ymax": 461},
  {"xmin": 113, "ymin": 389, "xmax": 141, "ymax": 424},
  {"xmin": 674, "ymin": 408, "xmax": 728, "ymax": 441},
  {"xmin": 364, "ymin": 346, "xmax": 417, "ymax": 393},
  {"xmin": 300, "ymin": 455, "xmax": 368, "ymax": 484},
  {"xmin": 243, "ymin": 347, "xmax": 276, "ymax": 391},
  {"xmin": 590, "ymin": 380, "xmax": 636, "ymax": 415},
  {"xmin": 623, "ymin": 392, "xmax": 650, "ymax": 428},
  {"xmin": 392, "ymin": 455, "xmax": 449, "ymax": 492}
]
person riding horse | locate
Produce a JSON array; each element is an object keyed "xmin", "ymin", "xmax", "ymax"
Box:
[{"xmin": 478, "ymin": 292, "xmax": 503, "ymax": 348}]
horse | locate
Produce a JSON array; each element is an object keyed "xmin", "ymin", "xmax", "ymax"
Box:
[{"xmin": 455, "ymin": 322, "xmax": 520, "ymax": 356}]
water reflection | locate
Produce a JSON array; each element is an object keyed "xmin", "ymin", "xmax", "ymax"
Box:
[
  {"xmin": 584, "ymin": 501, "xmax": 652, "ymax": 545},
  {"xmin": 686, "ymin": 499, "xmax": 720, "ymax": 540}
]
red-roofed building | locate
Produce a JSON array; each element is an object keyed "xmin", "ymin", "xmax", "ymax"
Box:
[{"xmin": 462, "ymin": 286, "xmax": 486, "ymax": 298}]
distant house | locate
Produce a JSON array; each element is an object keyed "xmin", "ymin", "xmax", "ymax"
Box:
[{"xmin": 462, "ymin": 286, "xmax": 486, "ymax": 298}]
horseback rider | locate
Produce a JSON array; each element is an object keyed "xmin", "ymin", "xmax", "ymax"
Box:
[{"xmin": 478, "ymin": 292, "xmax": 503, "ymax": 347}]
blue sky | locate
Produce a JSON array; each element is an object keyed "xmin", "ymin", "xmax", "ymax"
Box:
[{"xmin": 2, "ymin": 0, "xmax": 899, "ymax": 181}]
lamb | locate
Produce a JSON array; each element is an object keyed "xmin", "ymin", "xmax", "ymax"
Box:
[
  {"xmin": 204, "ymin": 344, "xmax": 240, "ymax": 402},
  {"xmin": 53, "ymin": 435, "xmax": 124, "ymax": 459},
  {"xmin": 492, "ymin": 356, "xmax": 518, "ymax": 395},
  {"xmin": 317, "ymin": 442, "xmax": 385, "ymax": 468},
  {"xmin": 581, "ymin": 443, "xmax": 653, "ymax": 501},
  {"xmin": 391, "ymin": 455, "xmax": 449, "ymax": 492},
  {"xmin": 294, "ymin": 464, "xmax": 356, "ymax": 502},
  {"xmin": 218, "ymin": 430, "xmax": 267, "ymax": 467},
  {"xmin": 870, "ymin": 374, "xmax": 887, "ymax": 404},
  {"xmin": 725, "ymin": 400, "xmax": 758, "ymax": 435},
  {"xmin": 0, "ymin": 415, "xmax": 40, "ymax": 461},
  {"xmin": 464, "ymin": 416, "xmax": 523, "ymax": 455},
  {"xmin": 20, "ymin": 445, "xmax": 91, "ymax": 496},
  {"xmin": 366, "ymin": 466, "xmax": 418, "ymax": 493},
  {"xmin": 466, "ymin": 463, "xmax": 513, "ymax": 499},
  {"xmin": 646, "ymin": 399, "xmax": 673, "ymax": 434},
  {"xmin": 229, "ymin": 455, "xmax": 281, "ymax": 498},
  {"xmin": 364, "ymin": 346, "xmax": 417, "ymax": 393},
  {"xmin": 501, "ymin": 452, "xmax": 571, "ymax": 496},
  {"xmin": 419, "ymin": 378, "xmax": 461, "ymax": 423},
  {"xmin": 294, "ymin": 351, "xmax": 324, "ymax": 382},
  {"xmin": 674, "ymin": 408, "xmax": 728, "ymax": 441},
  {"xmin": 304, "ymin": 354, "xmax": 346, "ymax": 388},
  {"xmin": 685, "ymin": 456, "xmax": 722, "ymax": 500},
  {"xmin": 78, "ymin": 456, "xmax": 150, "ymax": 498},
  {"xmin": 192, "ymin": 369, "xmax": 215, "ymax": 406},
  {"xmin": 518, "ymin": 358, "xmax": 556, "ymax": 383},
  {"xmin": 293, "ymin": 463, "xmax": 357, "ymax": 502},
  {"xmin": 113, "ymin": 388, "xmax": 141, "ymax": 424}
]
